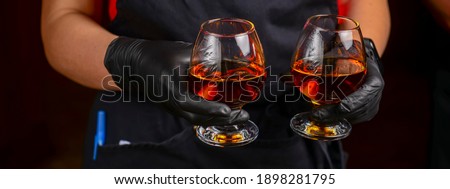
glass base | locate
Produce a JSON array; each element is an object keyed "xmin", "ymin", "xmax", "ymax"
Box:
[
  {"xmin": 195, "ymin": 120, "xmax": 259, "ymax": 147},
  {"xmin": 290, "ymin": 112, "xmax": 351, "ymax": 141}
]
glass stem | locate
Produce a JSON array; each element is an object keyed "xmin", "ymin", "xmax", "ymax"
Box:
[
  {"xmin": 309, "ymin": 103, "xmax": 322, "ymax": 123},
  {"xmin": 220, "ymin": 108, "xmax": 244, "ymax": 129}
]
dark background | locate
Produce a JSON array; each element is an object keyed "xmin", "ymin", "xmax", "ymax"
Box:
[{"xmin": 0, "ymin": 0, "xmax": 444, "ymax": 168}]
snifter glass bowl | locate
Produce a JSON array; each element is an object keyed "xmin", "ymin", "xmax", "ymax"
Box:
[
  {"xmin": 290, "ymin": 14, "xmax": 367, "ymax": 141},
  {"xmin": 190, "ymin": 18, "xmax": 266, "ymax": 147}
]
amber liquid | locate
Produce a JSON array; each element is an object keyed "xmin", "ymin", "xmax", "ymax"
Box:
[
  {"xmin": 291, "ymin": 58, "xmax": 366, "ymax": 105},
  {"xmin": 190, "ymin": 59, "xmax": 266, "ymax": 109}
]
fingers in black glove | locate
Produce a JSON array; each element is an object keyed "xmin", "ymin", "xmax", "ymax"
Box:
[{"xmin": 104, "ymin": 37, "xmax": 249, "ymax": 126}]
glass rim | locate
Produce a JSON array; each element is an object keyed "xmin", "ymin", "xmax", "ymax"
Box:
[
  {"xmin": 200, "ymin": 18, "xmax": 256, "ymax": 37},
  {"xmin": 305, "ymin": 14, "xmax": 361, "ymax": 32}
]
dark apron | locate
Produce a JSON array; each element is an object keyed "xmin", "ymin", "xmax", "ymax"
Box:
[
  {"xmin": 83, "ymin": 0, "xmax": 346, "ymax": 168},
  {"xmin": 428, "ymin": 29, "xmax": 450, "ymax": 168},
  {"xmin": 430, "ymin": 70, "xmax": 450, "ymax": 168}
]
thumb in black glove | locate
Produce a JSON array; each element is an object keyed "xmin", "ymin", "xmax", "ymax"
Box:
[
  {"xmin": 311, "ymin": 38, "xmax": 384, "ymax": 124},
  {"xmin": 104, "ymin": 37, "xmax": 249, "ymax": 126}
]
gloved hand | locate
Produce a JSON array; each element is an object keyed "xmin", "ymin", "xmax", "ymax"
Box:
[
  {"xmin": 104, "ymin": 37, "xmax": 249, "ymax": 126},
  {"xmin": 311, "ymin": 38, "xmax": 385, "ymax": 124}
]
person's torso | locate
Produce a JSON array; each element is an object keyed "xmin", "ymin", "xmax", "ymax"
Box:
[{"xmin": 83, "ymin": 0, "xmax": 345, "ymax": 169}]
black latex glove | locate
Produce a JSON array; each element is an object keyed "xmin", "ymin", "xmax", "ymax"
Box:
[
  {"xmin": 104, "ymin": 37, "xmax": 249, "ymax": 126},
  {"xmin": 311, "ymin": 38, "xmax": 385, "ymax": 124}
]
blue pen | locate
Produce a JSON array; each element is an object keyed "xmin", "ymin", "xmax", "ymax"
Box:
[{"xmin": 93, "ymin": 110, "xmax": 106, "ymax": 160}]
